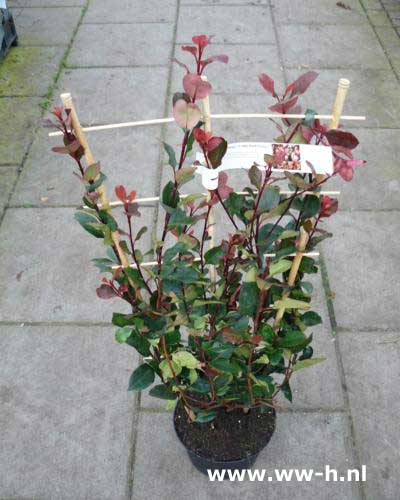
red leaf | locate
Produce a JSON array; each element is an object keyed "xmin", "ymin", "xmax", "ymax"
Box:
[
  {"xmin": 201, "ymin": 54, "xmax": 229, "ymax": 69},
  {"xmin": 115, "ymin": 185, "xmax": 127, "ymax": 203},
  {"xmin": 192, "ymin": 35, "xmax": 212, "ymax": 48},
  {"xmin": 96, "ymin": 284, "xmax": 117, "ymax": 299},
  {"xmin": 285, "ymin": 71, "xmax": 318, "ymax": 97},
  {"xmin": 258, "ymin": 73, "xmax": 276, "ymax": 97},
  {"xmin": 320, "ymin": 195, "xmax": 339, "ymax": 217},
  {"xmin": 183, "ymin": 73, "xmax": 212, "ymax": 100},
  {"xmin": 51, "ymin": 146, "xmax": 70, "ymax": 154},
  {"xmin": 181, "ymin": 45, "xmax": 197, "ymax": 57},
  {"xmin": 207, "ymin": 136, "xmax": 223, "ymax": 152},
  {"xmin": 324, "ymin": 129, "xmax": 359, "ymax": 150},
  {"xmin": 346, "ymin": 159, "xmax": 366, "ymax": 168},
  {"xmin": 269, "ymin": 95, "xmax": 298, "ymax": 114},
  {"xmin": 332, "ymin": 145, "xmax": 353, "ymax": 159},
  {"xmin": 217, "ymin": 171, "xmax": 233, "ymax": 199}
]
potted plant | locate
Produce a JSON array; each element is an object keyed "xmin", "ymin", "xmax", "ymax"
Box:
[{"xmin": 47, "ymin": 35, "xmax": 365, "ymax": 475}]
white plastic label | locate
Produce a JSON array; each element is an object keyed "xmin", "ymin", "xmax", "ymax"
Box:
[{"xmin": 195, "ymin": 142, "xmax": 333, "ymax": 189}]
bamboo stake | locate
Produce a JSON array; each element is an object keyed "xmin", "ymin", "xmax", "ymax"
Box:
[
  {"xmin": 48, "ymin": 112, "xmax": 365, "ymax": 137},
  {"xmin": 273, "ymin": 78, "xmax": 350, "ymax": 329},
  {"xmin": 201, "ymin": 76, "xmax": 217, "ymax": 285},
  {"xmin": 60, "ymin": 93, "xmax": 130, "ymax": 268}
]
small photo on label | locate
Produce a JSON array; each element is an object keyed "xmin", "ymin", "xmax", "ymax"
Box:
[{"xmin": 272, "ymin": 143, "xmax": 301, "ymax": 171}]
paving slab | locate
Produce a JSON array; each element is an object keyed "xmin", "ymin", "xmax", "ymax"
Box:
[
  {"xmin": 328, "ymin": 128, "xmax": 400, "ymax": 210},
  {"xmin": 0, "ymin": 97, "xmax": 43, "ymax": 165},
  {"xmin": 15, "ymin": 7, "xmax": 83, "ymax": 46},
  {"xmin": 12, "ymin": 125, "xmax": 163, "ymax": 206},
  {"xmin": 177, "ymin": 5, "xmax": 276, "ymax": 44},
  {"xmin": 323, "ymin": 212, "xmax": 400, "ymax": 331},
  {"xmin": 339, "ymin": 330, "xmax": 400, "ymax": 500},
  {"xmin": 132, "ymin": 411, "xmax": 361, "ymax": 499},
  {"xmin": 0, "ymin": 167, "xmax": 18, "ymax": 217},
  {"xmin": 279, "ymin": 24, "xmax": 390, "ymax": 69},
  {"xmin": 9, "ymin": 0, "xmax": 85, "ymax": 5},
  {"xmin": 0, "ymin": 324, "xmax": 138, "ymax": 500},
  {"xmin": 0, "ymin": 46, "xmax": 64, "ymax": 97},
  {"xmin": 170, "ymin": 43, "xmax": 284, "ymax": 95},
  {"xmin": 55, "ymin": 66, "xmax": 169, "ymax": 124},
  {"xmin": 272, "ymin": 0, "xmax": 368, "ymax": 25},
  {"xmin": 84, "ymin": 0, "xmax": 177, "ymax": 23},
  {"xmin": 286, "ymin": 68, "xmax": 400, "ymax": 129},
  {"xmin": 182, "ymin": 0, "xmax": 268, "ymax": 3},
  {"xmin": 0, "ymin": 207, "xmax": 154, "ymax": 322},
  {"xmin": 68, "ymin": 23, "xmax": 174, "ymax": 67}
]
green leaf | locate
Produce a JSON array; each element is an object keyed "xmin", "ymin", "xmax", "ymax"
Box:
[
  {"xmin": 189, "ymin": 369, "xmax": 198, "ymax": 385},
  {"xmin": 301, "ymin": 311, "xmax": 322, "ymax": 326},
  {"xmin": 293, "ymin": 357, "xmax": 326, "ymax": 371},
  {"xmin": 257, "ymin": 187, "xmax": 280, "ymax": 214},
  {"xmin": 248, "ymin": 165, "xmax": 262, "ymax": 189},
  {"xmin": 149, "ymin": 384, "xmax": 177, "ymax": 400},
  {"xmin": 74, "ymin": 211, "xmax": 104, "ymax": 238},
  {"xmin": 84, "ymin": 162, "xmax": 101, "ymax": 182},
  {"xmin": 281, "ymin": 382, "xmax": 292, "ymax": 402},
  {"xmin": 172, "ymin": 351, "xmax": 201, "ymax": 369},
  {"xmin": 239, "ymin": 282, "xmax": 259, "ymax": 317},
  {"xmin": 301, "ymin": 195, "xmax": 321, "ymax": 219},
  {"xmin": 268, "ymin": 259, "xmax": 292, "ymax": 277},
  {"xmin": 278, "ymin": 330, "xmax": 307, "ymax": 348},
  {"xmin": 299, "ymin": 281, "xmax": 313, "ymax": 295},
  {"xmin": 273, "ymin": 298, "xmax": 310, "ymax": 310},
  {"xmin": 208, "ymin": 138, "xmax": 228, "ymax": 168},
  {"xmin": 190, "ymin": 377, "xmax": 211, "ymax": 393},
  {"xmin": 163, "ymin": 142, "xmax": 177, "ymax": 168},
  {"xmin": 126, "ymin": 329, "xmax": 151, "ymax": 356},
  {"xmin": 210, "ymin": 357, "xmax": 236, "ymax": 373},
  {"xmin": 115, "ymin": 326, "xmax": 133, "ymax": 344},
  {"xmin": 260, "ymin": 324, "xmax": 275, "ymax": 343},
  {"xmin": 135, "ymin": 226, "xmax": 148, "ymax": 242},
  {"xmin": 128, "ymin": 364, "xmax": 155, "ymax": 391},
  {"xmin": 162, "ymin": 181, "xmax": 179, "ymax": 209},
  {"xmin": 254, "ymin": 354, "xmax": 270, "ymax": 364},
  {"xmin": 159, "ymin": 359, "xmax": 181, "ymax": 379},
  {"xmin": 112, "ymin": 312, "xmax": 137, "ymax": 327},
  {"xmin": 194, "ymin": 409, "xmax": 217, "ymax": 423},
  {"xmin": 98, "ymin": 210, "xmax": 118, "ymax": 232},
  {"xmin": 175, "ymin": 166, "xmax": 196, "ymax": 186}
]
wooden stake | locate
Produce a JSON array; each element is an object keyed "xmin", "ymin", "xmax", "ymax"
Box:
[
  {"xmin": 60, "ymin": 93, "xmax": 130, "ymax": 268},
  {"xmin": 273, "ymin": 78, "xmax": 350, "ymax": 329},
  {"xmin": 201, "ymin": 77, "xmax": 217, "ymax": 285}
]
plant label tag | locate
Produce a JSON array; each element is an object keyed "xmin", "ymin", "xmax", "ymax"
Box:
[{"xmin": 195, "ymin": 142, "xmax": 333, "ymax": 189}]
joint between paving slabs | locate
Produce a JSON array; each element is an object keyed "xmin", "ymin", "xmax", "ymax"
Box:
[{"xmin": 319, "ymin": 253, "xmax": 367, "ymax": 500}]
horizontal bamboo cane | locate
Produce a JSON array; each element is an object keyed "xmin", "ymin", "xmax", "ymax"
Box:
[
  {"xmin": 81, "ymin": 191, "xmax": 341, "ymax": 210},
  {"xmin": 48, "ymin": 112, "xmax": 366, "ymax": 137},
  {"xmin": 110, "ymin": 252, "xmax": 320, "ymax": 271}
]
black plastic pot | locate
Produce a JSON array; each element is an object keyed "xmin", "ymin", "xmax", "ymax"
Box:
[{"xmin": 174, "ymin": 405, "xmax": 276, "ymax": 477}]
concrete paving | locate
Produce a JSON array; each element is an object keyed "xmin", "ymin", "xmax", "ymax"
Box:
[{"xmin": 0, "ymin": 0, "xmax": 399, "ymax": 499}]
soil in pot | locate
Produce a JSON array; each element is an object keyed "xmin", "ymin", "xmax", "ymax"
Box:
[{"xmin": 174, "ymin": 402, "xmax": 276, "ymax": 463}]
